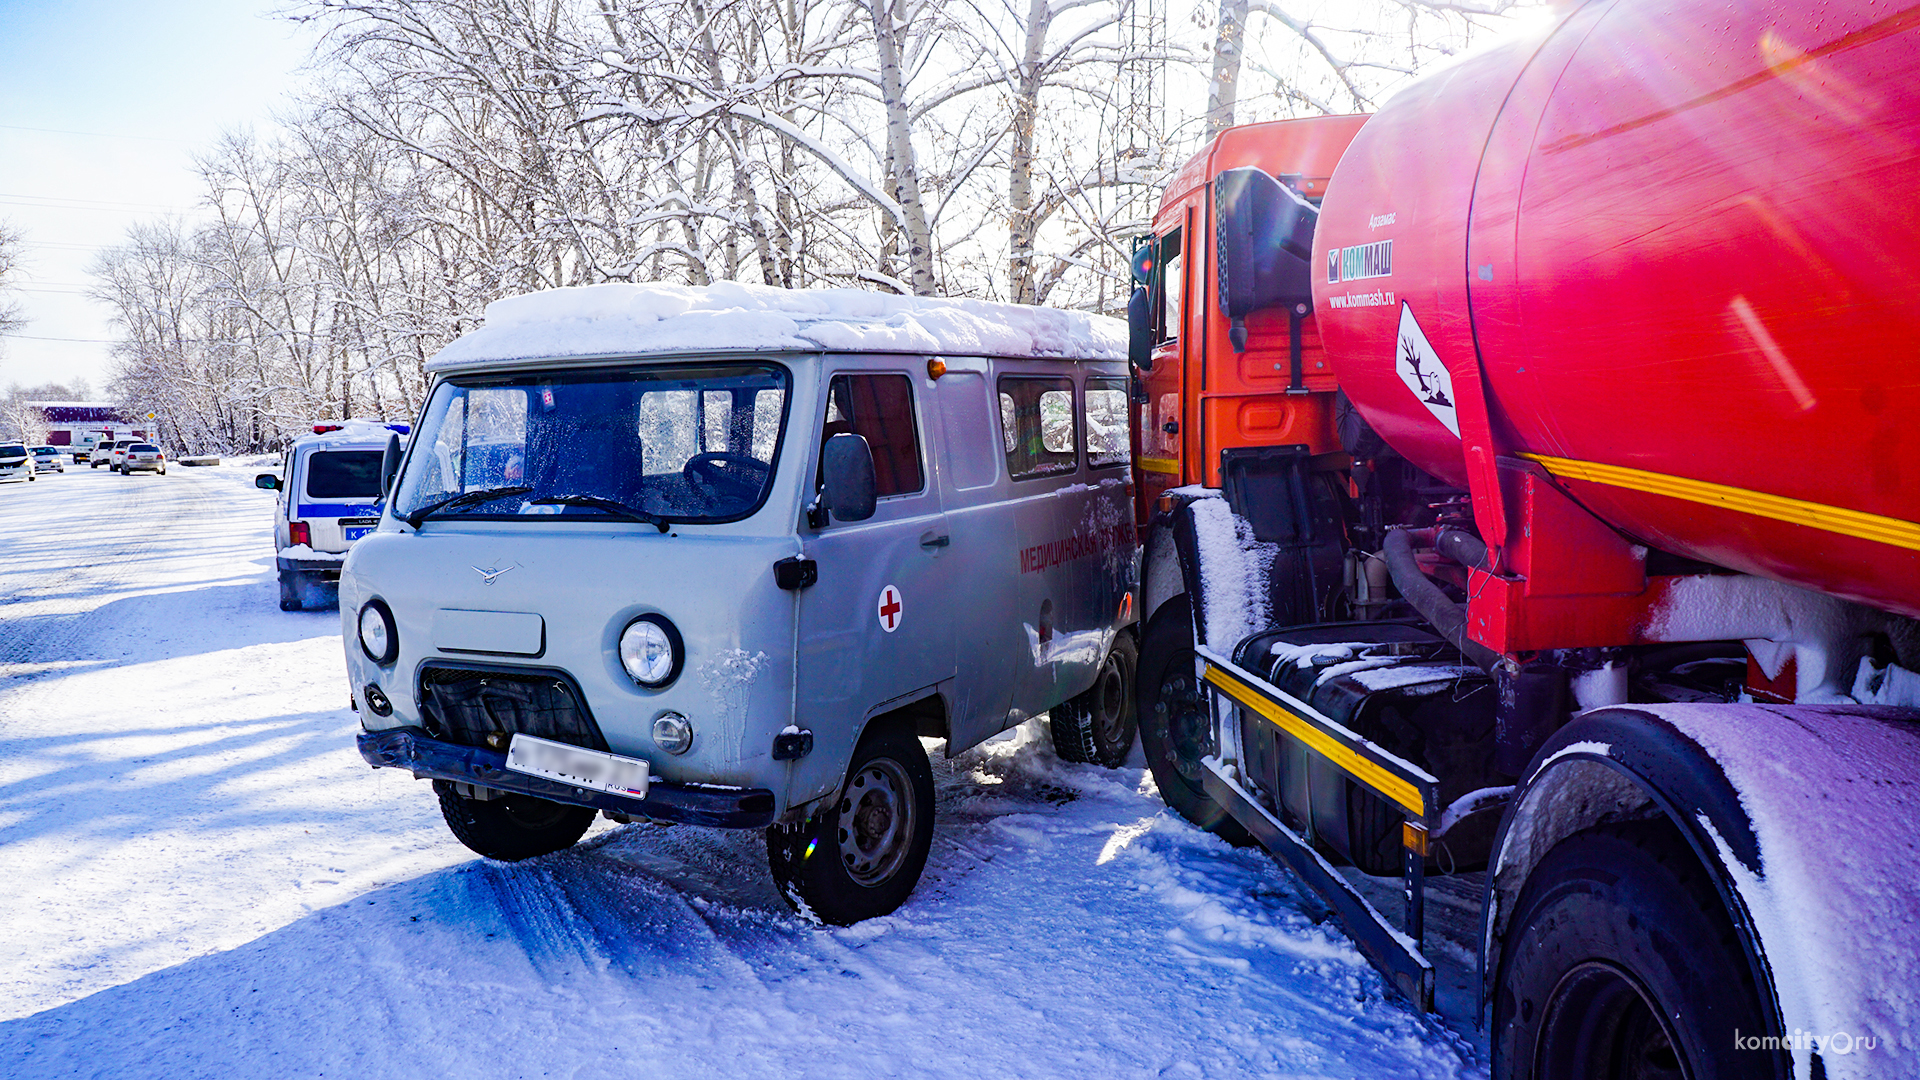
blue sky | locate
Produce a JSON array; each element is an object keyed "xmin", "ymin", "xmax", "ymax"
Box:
[{"xmin": 0, "ymin": 0, "xmax": 315, "ymax": 391}]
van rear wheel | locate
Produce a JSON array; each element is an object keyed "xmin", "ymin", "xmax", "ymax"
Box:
[
  {"xmin": 278, "ymin": 571, "xmax": 302, "ymax": 612},
  {"xmin": 433, "ymin": 780, "xmax": 595, "ymax": 862},
  {"xmin": 767, "ymin": 724, "xmax": 934, "ymax": 924},
  {"xmin": 1051, "ymin": 633, "xmax": 1138, "ymax": 767}
]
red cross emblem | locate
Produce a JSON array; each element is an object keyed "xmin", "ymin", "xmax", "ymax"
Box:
[{"xmin": 877, "ymin": 584, "xmax": 903, "ymax": 633}]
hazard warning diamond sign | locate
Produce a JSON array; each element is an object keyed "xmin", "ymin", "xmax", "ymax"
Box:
[{"xmin": 877, "ymin": 584, "xmax": 903, "ymax": 633}]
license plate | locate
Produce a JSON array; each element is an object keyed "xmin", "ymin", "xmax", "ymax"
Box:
[
  {"xmin": 341, "ymin": 517, "xmax": 379, "ymax": 543},
  {"xmin": 505, "ymin": 733, "xmax": 650, "ymax": 798}
]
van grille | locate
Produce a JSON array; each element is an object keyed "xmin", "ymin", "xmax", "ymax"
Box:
[{"xmin": 417, "ymin": 663, "xmax": 608, "ymax": 751}]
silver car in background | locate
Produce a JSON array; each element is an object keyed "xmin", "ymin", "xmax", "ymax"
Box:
[
  {"xmin": 344, "ymin": 284, "xmax": 1138, "ymax": 925},
  {"xmin": 30, "ymin": 446, "xmax": 65, "ymax": 473},
  {"xmin": 121, "ymin": 443, "xmax": 167, "ymax": 474}
]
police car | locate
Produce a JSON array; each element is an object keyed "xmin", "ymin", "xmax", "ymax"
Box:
[
  {"xmin": 256, "ymin": 421, "xmax": 410, "ymax": 610},
  {"xmin": 343, "ymin": 283, "xmax": 1140, "ymax": 924}
]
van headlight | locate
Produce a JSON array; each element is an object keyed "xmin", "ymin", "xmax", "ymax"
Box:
[
  {"xmin": 620, "ymin": 614, "xmax": 682, "ymax": 688},
  {"xmin": 359, "ymin": 600, "xmax": 399, "ymax": 665}
]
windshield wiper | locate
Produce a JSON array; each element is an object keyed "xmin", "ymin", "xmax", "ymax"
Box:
[
  {"xmin": 403, "ymin": 486, "xmax": 533, "ymax": 528},
  {"xmin": 528, "ymin": 493, "xmax": 672, "ymax": 532}
]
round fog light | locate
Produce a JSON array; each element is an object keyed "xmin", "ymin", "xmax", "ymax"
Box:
[
  {"xmin": 620, "ymin": 614, "xmax": 683, "ymax": 687},
  {"xmin": 652, "ymin": 712, "xmax": 693, "ymax": 755},
  {"xmin": 363, "ymin": 683, "xmax": 393, "ymax": 717}
]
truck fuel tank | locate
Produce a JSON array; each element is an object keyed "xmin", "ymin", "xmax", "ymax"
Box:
[{"xmin": 1312, "ymin": 0, "xmax": 1920, "ymax": 618}]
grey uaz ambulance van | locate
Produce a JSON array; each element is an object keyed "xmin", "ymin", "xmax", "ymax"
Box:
[{"xmin": 344, "ymin": 283, "xmax": 1139, "ymax": 923}]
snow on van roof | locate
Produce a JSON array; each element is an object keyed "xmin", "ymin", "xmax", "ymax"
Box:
[{"xmin": 426, "ymin": 282, "xmax": 1127, "ymax": 370}]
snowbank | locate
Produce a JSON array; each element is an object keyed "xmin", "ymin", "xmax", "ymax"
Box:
[{"xmin": 428, "ymin": 282, "xmax": 1127, "ymax": 369}]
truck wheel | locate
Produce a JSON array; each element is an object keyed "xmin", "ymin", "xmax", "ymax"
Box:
[
  {"xmin": 766, "ymin": 724, "xmax": 934, "ymax": 925},
  {"xmin": 1493, "ymin": 820, "xmax": 1772, "ymax": 1080},
  {"xmin": 277, "ymin": 572, "xmax": 302, "ymax": 612},
  {"xmin": 1136, "ymin": 595, "xmax": 1250, "ymax": 843},
  {"xmin": 1050, "ymin": 633, "xmax": 1138, "ymax": 767},
  {"xmin": 433, "ymin": 779, "xmax": 595, "ymax": 862}
]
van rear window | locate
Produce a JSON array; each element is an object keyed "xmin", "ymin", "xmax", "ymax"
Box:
[
  {"xmin": 307, "ymin": 450, "xmax": 386, "ymax": 499},
  {"xmin": 1085, "ymin": 378, "xmax": 1129, "ymax": 469}
]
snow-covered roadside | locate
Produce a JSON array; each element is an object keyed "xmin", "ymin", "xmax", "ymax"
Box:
[{"xmin": 0, "ymin": 467, "xmax": 1484, "ymax": 1079}]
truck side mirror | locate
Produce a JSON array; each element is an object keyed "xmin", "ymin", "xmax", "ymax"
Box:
[
  {"xmin": 380, "ymin": 432, "xmax": 403, "ymax": 497},
  {"xmin": 821, "ymin": 433, "xmax": 877, "ymax": 523},
  {"xmin": 1214, "ymin": 167, "xmax": 1318, "ymax": 353},
  {"xmin": 1127, "ymin": 284, "xmax": 1153, "ymax": 371},
  {"xmin": 254, "ymin": 474, "xmax": 280, "ymax": 491}
]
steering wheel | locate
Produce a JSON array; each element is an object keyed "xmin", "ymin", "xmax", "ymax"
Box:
[{"xmin": 683, "ymin": 452, "xmax": 768, "ymax": 495}]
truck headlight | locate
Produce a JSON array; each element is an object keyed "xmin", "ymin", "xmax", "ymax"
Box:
[
  {"xmin": 359, "ymin": 600, "xmax": 399, "ymax": 665},
  {"xmin": 620, "ymin": 614, "xmax": 682, "ymax": 688}
]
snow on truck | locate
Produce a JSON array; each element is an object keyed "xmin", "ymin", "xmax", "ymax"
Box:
[
  {"xmin": 342, "ymin": 284, "xmax": 1140, "ymax": 925},
  {"xmin": 1125, "ymin": 2, "xmax": 1919, "ymax": 1077}
]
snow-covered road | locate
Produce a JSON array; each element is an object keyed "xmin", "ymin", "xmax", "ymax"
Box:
[{"xmin": 0, "ymin": 465, "xmax": 1485, "ymax": 1079}]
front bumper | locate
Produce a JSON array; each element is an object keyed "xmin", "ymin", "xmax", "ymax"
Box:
[{"xmin": 357, "ymin": 727, "xmax": 777, "ymax": 829}]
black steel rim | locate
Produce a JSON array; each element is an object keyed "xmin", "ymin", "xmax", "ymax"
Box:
[{"xmin": 1536, "ymin": 961, "xmax": 1691, "ymax": 1080}]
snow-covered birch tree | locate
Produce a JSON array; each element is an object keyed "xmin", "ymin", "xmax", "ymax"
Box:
[{"xmin": 0, "ymin": 221, "xmax": 24, "ymax": 345}]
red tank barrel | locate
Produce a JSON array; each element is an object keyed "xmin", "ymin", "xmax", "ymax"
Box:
[{"xmin": 1312, "ymin": 0, "xmax": 1920, "ymax": 618}]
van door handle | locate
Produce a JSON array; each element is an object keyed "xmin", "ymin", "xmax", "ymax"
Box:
[{"xmin": 919, "ymin": 532, "xmax": 950, "ymax": 549}]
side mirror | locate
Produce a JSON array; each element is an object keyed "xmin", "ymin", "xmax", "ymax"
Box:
[
  {"xmin": 380, "ymin": 432, "xmax": 403, "ymax": 497},
  {"xmin": 1213, "ymin": 167, "xmax": 1318, "ymax": 352},
  {"xmin": 821, "ymin": 433, "xmax": 877, "ymax": 523},
  {"xmin": 1127, "ymin": 284, "xmax": 1153, "ymax": 371},
  {"xmin": 254, "ymin": 474, "xmax": 280, "ymax": 491}
]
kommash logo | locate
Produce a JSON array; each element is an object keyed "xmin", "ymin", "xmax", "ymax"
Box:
[{"xmin": 1327, "ymin": 239, "xmax": 1393, "ymax": 283}]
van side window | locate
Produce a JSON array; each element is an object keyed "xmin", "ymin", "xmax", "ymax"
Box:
[
  {"xmin": 822, "ymin": 373, "xmax": 923, "ymax": 497},
  {"xmin": 1084, "ymin": 377, "xmax": 1130, "ymax": 469},
  {"xmin": 998, "ymin": 376, "xmax": 1077, "ymax": 480}
]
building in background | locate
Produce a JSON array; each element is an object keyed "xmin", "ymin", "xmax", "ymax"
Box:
[{"xmin": 22, "ymin": 402, "xmax": 145, "ymax": 456}]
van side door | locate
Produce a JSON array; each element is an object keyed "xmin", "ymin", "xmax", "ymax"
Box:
[
  {"xmin": 927, "ymin": 361, "xmax": 1023, "ymax": 751},
  {"xmin": 795, "ymin": 368, "xmax": 956, "ymax": 762}
]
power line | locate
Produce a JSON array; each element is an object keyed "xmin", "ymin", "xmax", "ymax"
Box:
[
  {"xmin": 0, "ymin": 123, "xmax": 184, "ymax": 144},
  {"xmin": 0, "ymin": 193, "xmax": 200, "ymax": 214}
]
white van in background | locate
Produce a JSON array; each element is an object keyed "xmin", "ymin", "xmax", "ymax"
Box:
[{"xmin": 256, "ymin": 421, "xmax": 410, "ymax": 610}]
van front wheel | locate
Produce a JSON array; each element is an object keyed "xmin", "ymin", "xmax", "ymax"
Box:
[
  {"xmin": 433, "ymin": 780, "xmax": 595, "ymax": 862},
  {"xmin": 1051, "ymin": 633, "xmax": 1138, "ymax": 767},
  {"xmin": 767, "ymin": 724, "xmax": 934, "ymax": 924}
]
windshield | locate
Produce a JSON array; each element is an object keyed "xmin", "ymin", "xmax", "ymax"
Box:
[{"xmin": 394, "ymin": 362, "xmax": 790, "ymax": 525}]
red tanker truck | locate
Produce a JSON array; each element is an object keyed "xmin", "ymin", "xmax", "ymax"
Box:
[{"xmin": 1125, "ymin": 2, "xmax": 1919, "ymax": 1077}]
